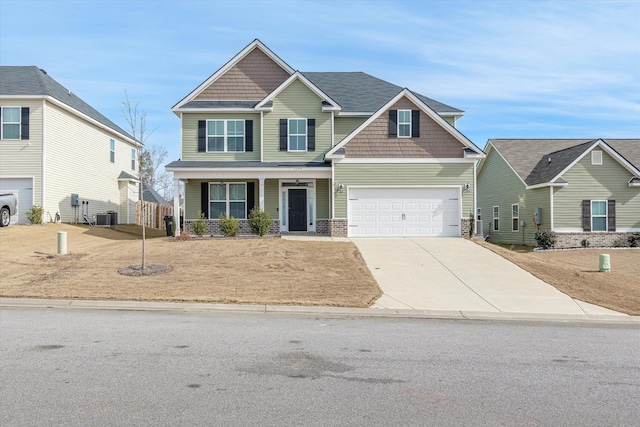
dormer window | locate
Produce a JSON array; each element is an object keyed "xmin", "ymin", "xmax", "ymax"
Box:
[{"xmin": 591, "ymin": 150, "xmax": 603, "ymax": 165}]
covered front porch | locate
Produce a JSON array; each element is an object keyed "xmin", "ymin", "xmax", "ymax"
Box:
[{"xmin": 166, "ymin": 161, "xmax": 333, "ymax": 236}]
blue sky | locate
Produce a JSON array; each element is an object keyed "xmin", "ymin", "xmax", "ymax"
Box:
[{"xmin": 1, "ymin": 0, "xmax": 639, "ymax": 164}]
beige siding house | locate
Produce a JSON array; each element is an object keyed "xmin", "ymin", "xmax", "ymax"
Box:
[
  {"xmin": 167, "ymin": 39, "xmax": 484, "ymax": 237},
  {"xmin": 477, "ymin": 139, "xmax": 640, "ymax": 248},
  {"xmin": 0, "ymin": 66, "xmax": 140, "ymax": 225}
]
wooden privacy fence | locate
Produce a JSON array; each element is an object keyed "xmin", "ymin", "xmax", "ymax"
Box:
[{"xmin": 136, "ymin": 201, "xmax": 182, "ymax": 230}]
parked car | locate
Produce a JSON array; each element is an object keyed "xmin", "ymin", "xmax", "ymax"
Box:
[{"xmin": 0, "ymin": 193, "xmax": 17, "ymax": 226}]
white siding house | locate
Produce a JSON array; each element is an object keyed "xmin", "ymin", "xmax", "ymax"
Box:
[{"xmin": 0, "ymin": 66, "xmax": 140, "ymax": 225}]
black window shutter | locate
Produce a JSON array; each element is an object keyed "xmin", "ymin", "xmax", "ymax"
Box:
[
  {"xmin": 246, "ymin": 182, "xmax": 255, "ymax": 216},
  {"xmin": 279, "ymin": 119, "xmax": 288, "ymax": 151},
  {"xmin": 197, "ymin": 120, "xmax": 206, "ymax": 152},
  {"xmin": 389, "ymin": 110, "xmax": 397, "ymax": 138},
  {"xmin": 307, "ymin": 119, "xmax": 315, "ymax": 151},
  {"xmin": 245, "ymin": 120, "xmax": 253, "ymax": 152},
  {"xmin": 201, "ymin": 182, "xmax": 209, "ymax": 218},
  {"xmin": 0, "ymin": 108, "xmax": 2, "ymax": 139},
  {"xmin": 608, "ymin": 200, "xmax": 616, "ymax": 232},
  {"xmin": 411, "ymin": 110, "xmax": 420, "ymax": 138},
  {"xmin": 582, "ymin": 200, "xmax": 591, "ymax": 231},
  {"xmin": 21, "ymin": 107, "xmax": 30, "ymax": 140}
]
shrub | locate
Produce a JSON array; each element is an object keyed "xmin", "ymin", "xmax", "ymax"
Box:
[
  {"xmin": 218, "ymin": 213, "xmax": 238, "ymax": 237},
  {"xmin": 192, "ymin": 210, "xmax": 207, "ymax": 236},
  {"xmin": 534, "ymin": 229, "xmax": 556, "ymax": 250},
  {"xmin": 580, "ymin": 238, "xmax": 590, "ymax": 248},
  {"xmin": 629, "ymin": 233, "xmax": 640, "ymax": 248},
  {"xmin": 248, "ymin": 207, "xmax": 273, "ymax": 236},
  {"xmin": 26, "ymin": 205, "xmax": 44, "ymax": 224},
  {"xmin": 613, "ymin": 239, "xmax": 623, "ymax": 248}
]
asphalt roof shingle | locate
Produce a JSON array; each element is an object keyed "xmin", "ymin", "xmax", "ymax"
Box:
[
  {"xmin": 0, "ymin": 66, "xmax": 133, "ymax": 140},
  {"xmin": 489, "ymin": 139, "xmax": 640, "ymax": 186}
]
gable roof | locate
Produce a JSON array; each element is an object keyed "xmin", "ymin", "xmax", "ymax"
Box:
[
  {"xmin": 255, "ymin": 72, "xmax": 341, "ymax": 111},
  {"xmin": 0, "ymin": 66, "xmax": 134, "ymax": 142},
  {"xmin": 143, "ymin": 182, "xmax": 170, "ymax": 206},
  {"xmin": 325, "ymin": 88, "xmax": 483, "ymax": 159},
  {"xmin": 172, "ymin": 39, "xmax": 295, "ymax": 111},
  {"xmin": 483, "ymin": 139, "xmax": 640, "ymax": 187},
  {"xmin": 302, "ymin": 72, "xmax": 462, "ymax": 115}
]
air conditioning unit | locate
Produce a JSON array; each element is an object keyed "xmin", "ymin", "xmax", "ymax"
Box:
[{"xmin": 95, "ymin": 213, "xmax": 111, "ymax": 226}]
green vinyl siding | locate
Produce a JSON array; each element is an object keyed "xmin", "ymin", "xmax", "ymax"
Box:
[
  {"xmin": 477, "ymin": 149, "xmax": 550, "ymax": 245},
  {"xmin": 316, "ymin": 179, "xmax": 330, "ymax": 219},
  {"xmin": 442, "ymin": 116, "xmax": 456, "ymax": 127},
  {"xmin": 263, "ymin": 80, "xmax": 332, "ymax": 162},
  {"xmin": 334, "ymin": 162, "xmax": 474, "ymax": 218},
  {"xmin": 334, "ymin": 116, "xmax": 367, "ymax": 143},
  {"xmin": 181, "ymin": 112, "xmax": 260, "ymax": 161},
  {"xmin": 264, "ymin": 179, "xmax": 279, "ymax": 218},
  {"xmin": 553, "ymin": 150, "xmax": 640, "ymax": 230}
]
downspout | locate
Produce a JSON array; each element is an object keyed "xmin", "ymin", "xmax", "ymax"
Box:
[
  {"xmin": 549, "ymin": 186, "xmax": 554, "ymax": 230},
  {"xmin": 473, "ymin": 160, "xmax": 477, "ymax": 236},
  {"xmin": 41, "ymin": 99, "xmax": 46, "ymax": 221},
  {"xmin": 260, "ymin": 111, "xmax": 264, "ymax": 163}
]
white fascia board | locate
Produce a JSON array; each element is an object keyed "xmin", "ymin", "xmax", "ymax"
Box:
[
  {"xmin": 44, "ymin": 96, "xmax": 138, "ymax": 146},
  {"xmin": 173, "ymin": 107, "xmax": 258, "ymax": 113},
  {"xmin": 255, "ymin": 72, "xmax": 341, "ymax": 111},
  {"xmin": 172, "ymin": 39, "xmax": 295, "ymax": 110},
  {"xmin": 475, "ymin": 141, "xmax": 492, "ymax": 175},
  {"xmin": 337, "ymin": 158, "xmax": 477, "ymax": 164},
  {"xmin": 325, "ymin": 88, "xmax": 482, "ymax": 158},
  {"xmin": 550, "ymin": 139, "xmax": 640, "ymax": 183},
  {"xmin": 168, "ymin": 168, "xmax": 331, "ymax": 180},
  {"xmin": 525, "ymin": 182, "xmax": 567, "ymax": 190},
  {"xmin": 335, "ymin": 111, "xmax": 373, "ymax": 117},
  {"xmin": 628, "ymin": 181, "xmax": 640, "ymax": 187},
  {"xmin": 118, "ymin": 176, "xmax": 140, "ymax": 183},
  {"xmin": 464, "ymin": 151, "xmax": 485, "ymax": 160}
]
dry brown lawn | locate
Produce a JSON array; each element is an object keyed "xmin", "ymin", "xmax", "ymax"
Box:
[
  {"xmin": 0, "ymin": 223, "xmax": 381, "ymax": 307},
  {"xmin": 476, "ymin": 240, "xmax": 640, "ymax": 315}
]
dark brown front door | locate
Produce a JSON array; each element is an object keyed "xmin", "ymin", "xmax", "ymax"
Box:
[{"xmin": 288, "ymin": 189, "xmax": 307, "ymax": 231}]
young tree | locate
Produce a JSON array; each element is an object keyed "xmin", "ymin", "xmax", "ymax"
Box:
[{"xmin": 122, "ymin": 90, "xmax": 157, "ymax": 270}]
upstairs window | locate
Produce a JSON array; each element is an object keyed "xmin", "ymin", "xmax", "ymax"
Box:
[
  {"xmin": 493, "ymin": 206, "xmax": 499, "ymax": 231},
  {"xmin": 1, "ymin": 107, "xmax": 21, "ymax": 139},
  {"xmin": 288, "ymin": 118, "xmax": 307, "ymax": 151},
  {"xmin": 206, "ymin": 119, "xmax": 245, "ymax": 152},
  {"xmin": 110, "ymin": 139, "xmax": 115, "ymax": 163},
  {"xmin": 398, "ymin": 110, "xmax": 411, "ymax": 137},
  {"xmin": 131, "ymin": 148, "xmax": 136, "ymax": 170}
]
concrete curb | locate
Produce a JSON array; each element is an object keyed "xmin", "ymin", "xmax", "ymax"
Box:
[{"xmin": 2, "ymin": 297, "xmax": 639, "ymax": 324}]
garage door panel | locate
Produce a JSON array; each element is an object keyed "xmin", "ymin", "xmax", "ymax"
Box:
[
  {"xmin": 0, "ymin": 178, "xmax": 33, "ymax": 225},
  {"xmin": 348, "ymin": 187, "xmax": 460, "ymax": 237}
]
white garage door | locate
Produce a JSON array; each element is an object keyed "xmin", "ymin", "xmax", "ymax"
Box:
[
  {"xmin": 348, "ymin": 187, "xmax": 460, "ymax": 237},
  {"xmin": 0, "ymin": 178, "xmax": 34, "ymax": 225}
]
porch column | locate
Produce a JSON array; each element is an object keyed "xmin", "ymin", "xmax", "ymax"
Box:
[
  {"xmin": 173, "ymin": 178, "xmax": 181, "ymax": 236},
  {"xmin": 259, "ymin": 178, "xmax": 265, "ymax": 210}
]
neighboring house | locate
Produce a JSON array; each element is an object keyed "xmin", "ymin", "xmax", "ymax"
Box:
[
  {"xmin": 142, "ymin": 182, "xmax": 171, "ymax": 206},
  {"xmin": 166, "ymin": 39, "xmax": 484, "ymax": 237},
  {"xmin": 0, "ymin": 66, "xmax": 140, "ymax": 225},
  {"xmin": 477, "ymin": 138, "xmax": 640, "ymax": 248}
]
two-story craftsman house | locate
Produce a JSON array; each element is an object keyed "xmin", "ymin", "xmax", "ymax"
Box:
[{"xmin": 166, "ymin": 40, "xmax": 484, "ymax": 237}]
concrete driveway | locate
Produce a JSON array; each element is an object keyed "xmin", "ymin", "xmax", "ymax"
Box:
[{"xmin": 353, "ymin": 238, "xmax": 625, "ymax": 316}]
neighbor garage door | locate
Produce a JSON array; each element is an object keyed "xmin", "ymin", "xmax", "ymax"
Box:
[
  {"xmin": 348, "ymin": 187, "xmax": 460, "ymax": 237},
  {"xmin": 0, "ymin": 178, "xmax": 34, "ymax": 225}
]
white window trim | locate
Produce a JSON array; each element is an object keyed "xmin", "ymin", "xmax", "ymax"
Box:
[
  {"xmin": 591, "ymin": 200, "xmax": 607, "ymax": 232},
  {"xmin": 591, "ymin": 150, "xmax": 603, "ymax": 165},
  {"xmin": 288, "ymin": 118, "xmax": 307, "ymax": 152},
  {"xmin": 131, "ymin": 148, "xmax": 136, "ymax": 170},
  {"xmin": 493, "ymin": 206, "xmax": 499, "ymax": 231},
  {"xmin": 397, "ymin": 109, "xmax": 411, "ymax": 138},
  {"xmin": 110, "ymin": 139, "xmax": 115, "ymax": 163},
  {"xmin": 1, "ymin": 106, "xmax": 21, "ymax": 140},
  {"xmin": 206, "ymin": 119, "xmax": 246, "ymax": 153},
  {"xmin": 209, "ymin": 182, "xmax": 247, "ymax": 220},
  {"xmin": 512, "ymin": 204, "xmax": 519, "ymax": 232}
]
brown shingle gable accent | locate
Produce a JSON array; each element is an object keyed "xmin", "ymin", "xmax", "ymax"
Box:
[
  {"xmin": 344, "ymin": 97, "xmax": 465, "ymax": 158},
  {"xmin": 194, "ymin": 48, "xmax": 291, "ymax": 101}
]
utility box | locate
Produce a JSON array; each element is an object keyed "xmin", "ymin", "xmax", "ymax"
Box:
[
  {"xmin": 535, "ymin": 208, "xmax": 542, "ymax": 226},
  {"xmin": 71, "ymin": 193, "xmax": 79, "ymax": 206}
]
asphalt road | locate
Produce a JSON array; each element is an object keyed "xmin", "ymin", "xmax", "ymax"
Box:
[{"xmin": 1, "ymin": 308, "xmax": 639, "ymax": 426}]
